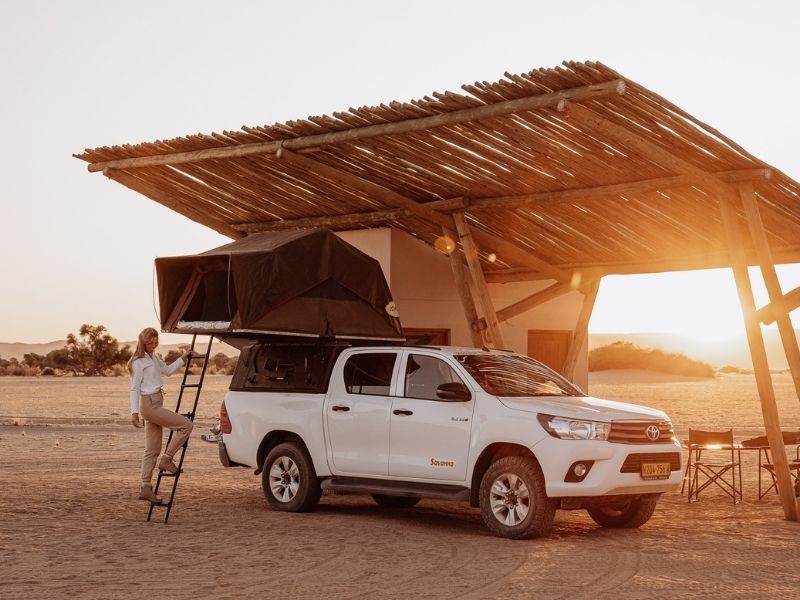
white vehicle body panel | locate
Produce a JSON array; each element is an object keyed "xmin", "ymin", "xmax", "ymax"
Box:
[{"xmin": 221, "ymin": 346, "xmax": 681, "ymax": 498}]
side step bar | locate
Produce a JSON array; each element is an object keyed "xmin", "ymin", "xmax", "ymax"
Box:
[{"xmin": 321, "ymin": 476, "xmax": 470, "ymax": 502}]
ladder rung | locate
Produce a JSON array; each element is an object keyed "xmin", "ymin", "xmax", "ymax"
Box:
[{"xmin": 182, "ymin": 383, "xmax": 201, "ymax": 389}]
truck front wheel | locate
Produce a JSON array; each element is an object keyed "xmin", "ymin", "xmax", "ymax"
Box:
[
  {"xmin": 479, "ymin": 455, "xmax": 556, "ymax": 539},
  {"xmin": 586, "ymin": 494, "xmax": 659, "ymax": 528},
  {"xmin": 262, "ymin": 442, "xmax": 321, "ymax": 512}
]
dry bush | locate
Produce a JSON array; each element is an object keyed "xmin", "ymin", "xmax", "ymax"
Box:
[{"xmin": 589, "ymin": 341, "xmax": 715, "ymax": 378}]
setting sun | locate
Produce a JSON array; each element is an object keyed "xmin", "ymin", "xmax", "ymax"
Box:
[{"xmin": 591, "ymin": 266, "xmax": 800, "ymax": 343}]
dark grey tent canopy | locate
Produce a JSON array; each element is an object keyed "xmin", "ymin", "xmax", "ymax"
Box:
[{"xmin": 155, "ymin": 229, "xmax": 404, "ymax": 341}]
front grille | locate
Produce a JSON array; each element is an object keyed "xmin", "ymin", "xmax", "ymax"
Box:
[
  {"xmin": 620, "ymin": 452, "xmax": 681, "ymax": 473},
  {"xmin": 609, "ymin": 421, "xmax": 674, "ymax": 444}
]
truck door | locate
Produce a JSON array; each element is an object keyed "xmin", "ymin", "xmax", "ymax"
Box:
[
  {"xmin": 388, "ymin": 352, "xmax": 474, "ymax": 481},
  {"xmin": 325, "ymin": 350, "xmax": 399, "ymax": 476}
]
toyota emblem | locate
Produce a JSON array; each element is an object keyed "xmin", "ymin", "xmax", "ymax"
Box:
[{"xmin": 645, "ymin": 425, "xmax": 661, "ymax": 441}]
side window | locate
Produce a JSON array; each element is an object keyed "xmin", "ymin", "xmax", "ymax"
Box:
[
  {"xmin": 343, "ymin": 353, "xmax": 397, "ymax": 396},
  {"xmin": 404, "ymin": 354, "xmax": 465, "ymax": 401}
]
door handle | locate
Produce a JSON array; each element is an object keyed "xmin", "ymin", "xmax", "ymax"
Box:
[
  {"xmin": 331, "ymin": 405, "xmax": 350, "ymax": 412},
  {"xmin": 393, "ymin": 409, "xmax": 413, "ymax": 416}
]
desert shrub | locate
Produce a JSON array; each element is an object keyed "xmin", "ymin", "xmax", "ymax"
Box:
[
  {"xmin": 589, "ymin": 341, "xmax": 715, "ymax": 378},
  {"xmin": 41, "ymin": 366, "xmax": 55, "ymax": 376},
  {"xmin": 718, "ymin": 365, "xmax": 741, "ymax": 374}
]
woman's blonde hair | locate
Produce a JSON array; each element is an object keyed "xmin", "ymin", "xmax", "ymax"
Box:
[{"xmin": 127, "ymin": 327, "xmax": 159, "ymax": 374}]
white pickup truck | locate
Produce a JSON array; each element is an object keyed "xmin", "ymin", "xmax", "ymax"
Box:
[{"xmin": 218, "ymin": 342, "xmax": 681, "ymax": 539}]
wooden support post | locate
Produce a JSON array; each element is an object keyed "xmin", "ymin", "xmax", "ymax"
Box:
[
  {"xmin": 453, "ymin": 213, "xmax": 505, "ymax": 349},
  {"xmin": 562, "ymin": 280, "xmax": 600, "ymax": 382},
  {"xmin": 719, "ymin": 197, "xmax": 798, "ymax": 521},
  {"xmin": 443, "ymin": 227, "xmax": 484, "ymax": 348},
  {"xmin": 739, "ymin": 182, "xmax": 800, "ymax": 401},
  {"xmin": 756, "ymin": 285, "xmax": 800, "ymax": 324}
]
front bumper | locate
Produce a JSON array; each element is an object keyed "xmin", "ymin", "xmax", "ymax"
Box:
[{"xmin": 533, "ymin": 435, "xmax": 682, "ymax": 497}]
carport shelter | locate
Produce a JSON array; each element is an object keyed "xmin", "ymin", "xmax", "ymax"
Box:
[{"xmin": 76, "ymin": 60, "xmax": 800, "ymax": 521}]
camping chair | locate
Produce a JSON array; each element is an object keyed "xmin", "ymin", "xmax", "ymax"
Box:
[
  {"xmin": 685, "ymin": 429, "xmax": 742, "ymax": 504},
  {"xmin": 757, "ymin": 431, "xmax": 800, "ymax": 500}
]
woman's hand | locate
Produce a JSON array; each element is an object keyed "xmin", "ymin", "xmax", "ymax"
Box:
[{"xmin": 131, "ymin": 413, "xmax": 143, "ymax": 428}]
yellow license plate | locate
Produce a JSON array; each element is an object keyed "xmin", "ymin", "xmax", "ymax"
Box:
[{"xmin": 641, "ymin": 462, "xmax": 671, "ymax": 480}]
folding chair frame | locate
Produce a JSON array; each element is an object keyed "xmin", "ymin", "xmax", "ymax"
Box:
[{"xmin": 684, "ymin": 429, "xmax": 742, "ymax": 504}]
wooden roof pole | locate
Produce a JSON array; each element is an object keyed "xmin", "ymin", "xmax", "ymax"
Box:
[
  {"xmin": 453, "ymin": 213, "xmax": 505, "ymax": 349},
  {"xmin": 562, "ymin": 280, "xmax": 601, "ymax": 382},
  {"xmin": 103, "ymin": 169, "xmax": 244, "ymax": 239},
  {"xmin": 443, "ymin": 227, "xmax": 484, "ymax": 348},
  {"xmin": 562, "ymin": 101, "xmax": 798, "ymax": 521},
  {"xmin": 720, "ymin": 198, "xmax": 799, "ymax": 520},
  {"xmin": 85, "ymin": 80, "xmax": 626, "ymax": 173},
  {"xmin": 276, "ymin": 148, "xmax": 570, "ymax": 282},
  {"xmin": 739, "ymin": 182, "xmax": 800, "ymax": 401}
]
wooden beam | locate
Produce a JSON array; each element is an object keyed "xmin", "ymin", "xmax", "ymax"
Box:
[
  {"xmin": 102, "ymin": 169, "xmax": 243, "ymax": 239},
  {"xmin": 443, "ymin": 227, "xmax": 484, "ymax": 347},
  {"xmin": 562, "ymin": 280, "xmax": 600, "ymax": 382},
  {"xmin": 234, "ymin": 198, "xmax": 467, "ymax": 233},
  {"xmin": 231, "ymin": 167, "xmax": 769, "ymax": 234},
  {"xmin": 719, "ymin": 196, "xmax": 798, "ymax": 521},
  {"xmin": 453, "ymin": 213, "xmax": 505, "ymax": 348},
  {"xmin": 496, "ymin": 281, "xmax": 576, "ymax": 322},
  {"xmin": 468, "ymin": 169, "xmax": 771, "ymax": 213},
  {"xmin": 756, "ymin": 285, "xmax": 800, "ymax": 324},
  {"xmin": 739, "ymin": 182, "xmax": 800, "ymax": 400},
  {"xmin": 85, "ymin": 80, "xmax": 626, "ymax": 173}
]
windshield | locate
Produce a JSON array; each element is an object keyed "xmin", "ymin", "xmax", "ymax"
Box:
[{"xmin": 455, "ymin": 353, "xmax": 585, "ymax": 397}]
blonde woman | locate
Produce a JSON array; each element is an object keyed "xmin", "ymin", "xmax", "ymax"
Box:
[{"xmin": 128, "ymin": 327, "xmax": 194, "ymax": 503}]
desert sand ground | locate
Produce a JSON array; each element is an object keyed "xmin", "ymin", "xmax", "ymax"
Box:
[{"xmin": 2, "ymin": 372, "xmax": 800, "ymax": 599}]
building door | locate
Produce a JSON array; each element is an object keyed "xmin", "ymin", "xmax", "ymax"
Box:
[{"xmin": 527, "ymin": 330, "xmax": 572, "ymax": 374}]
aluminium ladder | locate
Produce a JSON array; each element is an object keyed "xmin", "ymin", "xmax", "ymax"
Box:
[{"xmin": 146, "ymin": 333, "xmax": 213, "ymax": 524}]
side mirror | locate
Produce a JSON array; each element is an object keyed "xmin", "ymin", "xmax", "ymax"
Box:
[{"xmin": 436, "ymin": 382, "xmax": 471, "ymax": 402}]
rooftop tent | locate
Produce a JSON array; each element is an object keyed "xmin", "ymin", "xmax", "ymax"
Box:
[{"xmin": 154, "ymin": 228, "xmax": 404, "ymax": 341}]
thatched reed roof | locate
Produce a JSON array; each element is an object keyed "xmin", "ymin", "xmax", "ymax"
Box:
[{"xmin": 75, "ymin": 61, "xmax": 800, "ymax": 283}]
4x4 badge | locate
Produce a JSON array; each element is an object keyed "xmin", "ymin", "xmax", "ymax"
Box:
[{"xmin": 645, "ymin": 425, "xmax": 660, "ymax": 441}]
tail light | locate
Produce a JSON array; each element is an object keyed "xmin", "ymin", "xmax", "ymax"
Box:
[{"xmin": 219, "ymin": 399, "xmax": 232, "ymax": 433}]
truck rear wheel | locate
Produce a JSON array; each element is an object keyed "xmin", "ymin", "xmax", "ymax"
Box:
[
  {"xmin": 586, "ymin": 494, "xmax": 659, "ymax": 528},
  {"xmin": 371, "ymin": 494, "xmax": 421, "ymax": 508},
  {"xmin": 479, "ymin": 455, "xmax": 556, "ymax": 539},
  {"xmin": 262, "ymin": 442, "xmax": 321, "ymax": 512}
]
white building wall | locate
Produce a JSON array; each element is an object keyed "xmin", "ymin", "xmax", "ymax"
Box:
[{"xmin": 337, "ymin": 228, "xmax": 589, "ymax": 391}]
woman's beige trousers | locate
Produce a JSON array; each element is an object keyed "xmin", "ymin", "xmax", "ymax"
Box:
[{"xmin": 139, "ymin": 391, "xmax": 193, "ymax": 485}]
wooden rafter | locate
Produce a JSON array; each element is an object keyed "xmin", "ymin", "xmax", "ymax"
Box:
[{"xmin": 85, "ymin": 80, "xmax": 626, "ymax": 173}]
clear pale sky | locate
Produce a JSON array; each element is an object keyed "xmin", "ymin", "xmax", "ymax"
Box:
[{"xmin": 1, "ymin": 0, "xmax": 798, "ymax": 344}]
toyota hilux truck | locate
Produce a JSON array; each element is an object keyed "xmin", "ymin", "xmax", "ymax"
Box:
[{"xmin": 217, "ymin": 341, "xmax": 681, "ymax": 539}]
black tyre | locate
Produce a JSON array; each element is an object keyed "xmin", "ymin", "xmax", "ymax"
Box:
[
  {"xmin": 587, "ymin": 494, "xmax": 659, "ymax": 528},
  {"xmin": 371, "ymin": 494, "xmax": 421, "ymax": 508},
  {"xmin": 262, "ymin": 442, "xmax": 321, "ymax": 512},
  {"xmin": 479, "ymin": 455, "xmax": 556, "ymax": 540}
]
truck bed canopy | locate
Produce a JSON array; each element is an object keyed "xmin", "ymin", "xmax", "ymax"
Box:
[{"xmin": 155, "ymin": 228, "xmax": 403, "ymax": 341}]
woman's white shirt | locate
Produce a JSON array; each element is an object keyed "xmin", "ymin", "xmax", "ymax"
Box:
[{"xmin": 130, "ymin": 354, "xmax": 184, "ymax": 413}]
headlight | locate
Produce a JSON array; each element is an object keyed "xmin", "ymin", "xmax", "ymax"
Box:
[{"xmin": 537, "ymin": 414, "xmax": 610, "ymax": 441}]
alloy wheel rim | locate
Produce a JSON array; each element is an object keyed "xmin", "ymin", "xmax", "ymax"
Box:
[
  {"xmin": 269, "ymin": 456, "xmax": 300, "ymax": 502},
  {"xmin": 489, "ymin": 472, "xmax": 531, "ymax": 526}
]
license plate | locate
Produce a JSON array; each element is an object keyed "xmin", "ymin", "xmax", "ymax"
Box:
[{"xmin": 641, "ymin": 462, "xmax": 671, "ymax": 480}]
